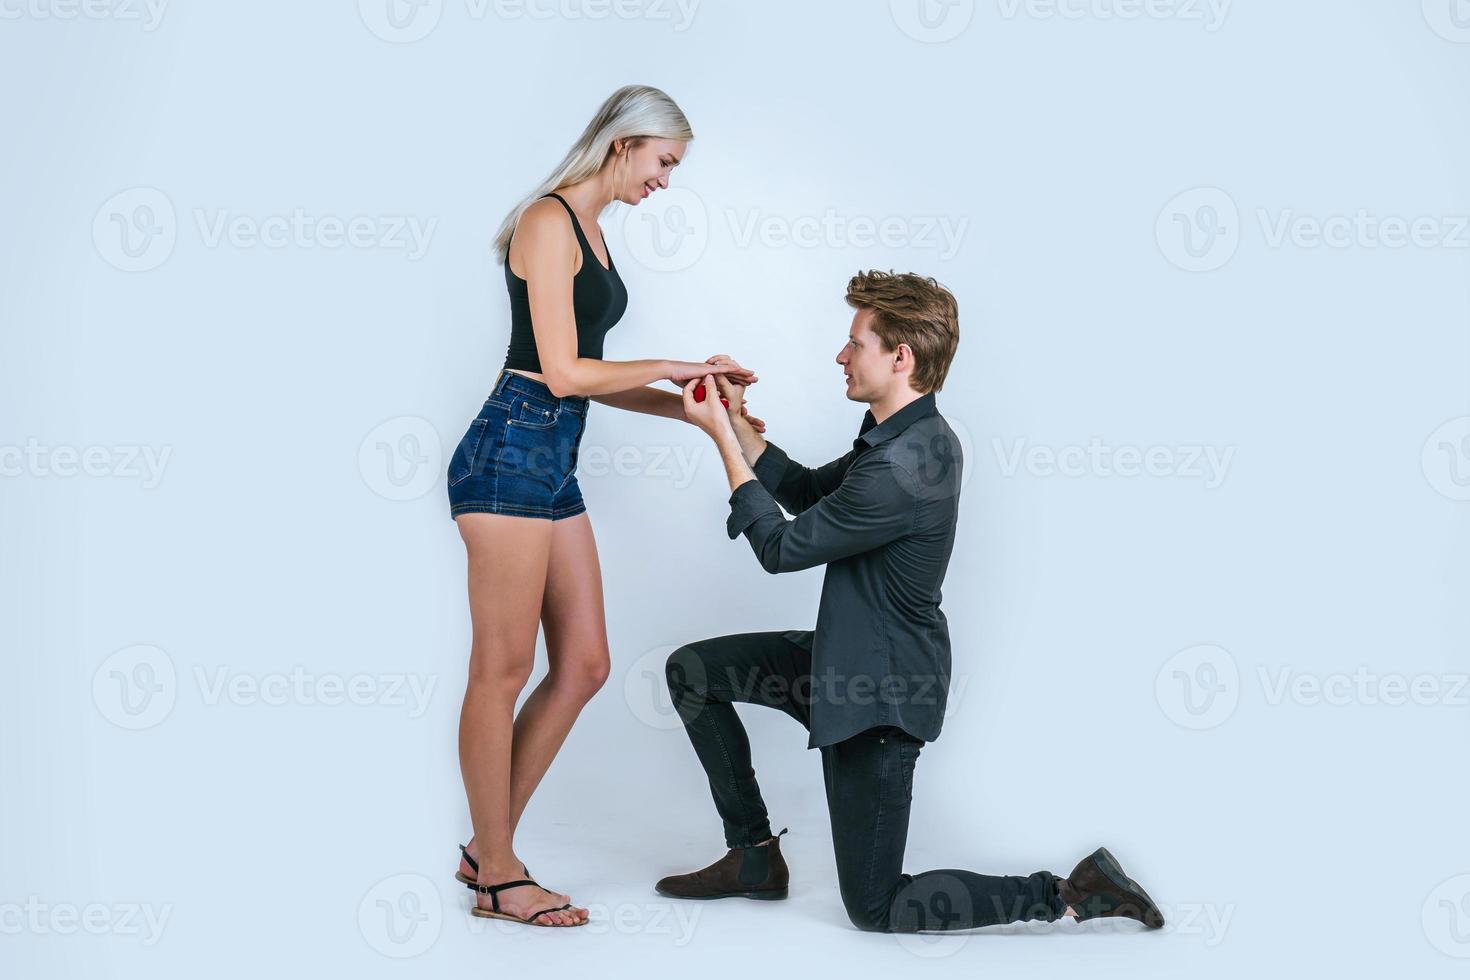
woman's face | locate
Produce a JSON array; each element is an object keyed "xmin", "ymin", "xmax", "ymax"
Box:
[{"xmin": 613, "ymin": 138, "xmax": 685, "ymax": 205}]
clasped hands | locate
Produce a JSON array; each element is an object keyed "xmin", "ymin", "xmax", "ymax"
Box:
[{"xmin": 677, "ymin": 353, "xmax": 765, "ymax": 439}]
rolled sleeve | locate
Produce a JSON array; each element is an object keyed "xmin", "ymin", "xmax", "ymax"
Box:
[{"xmin": 726, "ymin": 478, "xmax": 782, "ymax": 540}]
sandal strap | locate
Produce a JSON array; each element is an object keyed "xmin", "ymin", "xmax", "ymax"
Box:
[
  {"xmin": 474, "ymin": 878, "xmax": 537, "ymax": 914},
  {"xmin": 526, "ymin": 903, "xmax": 572, "ymax": 924},
  {"xmin": 458, "ymin": 844, "xmax": 479, "ymax": 874}
]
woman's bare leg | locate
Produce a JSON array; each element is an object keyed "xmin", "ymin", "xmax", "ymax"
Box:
[
  {"xmin": 507, "ymin": 512, "xmax": 611, "ymax": 832},
  {"xmin": 456, "ymin": 512, "xmax": 586, "ymax": 926}
]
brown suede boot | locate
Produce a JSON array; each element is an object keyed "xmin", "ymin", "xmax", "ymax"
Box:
[
  {"xmin": 1057, "ymin": 846, "xmax": 1165, "ymax": 928},
  {"xmin": 654, "ymin": 828, "xmax": 790, "ymax": 901}
]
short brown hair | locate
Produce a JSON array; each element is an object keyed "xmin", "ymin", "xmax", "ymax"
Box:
[{"xmin": 844, "ymin": 270, "xmax": 960, "ymax": 393}]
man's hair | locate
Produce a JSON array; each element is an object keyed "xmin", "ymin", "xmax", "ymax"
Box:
[{"xmin": 844, "ymin": 270, "xmax": 960, "ymax": 393}]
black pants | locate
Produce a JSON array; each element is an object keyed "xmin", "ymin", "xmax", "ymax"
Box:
[{"xmin": 665, "ymin": 630, "xmax": 1067, "ymax": 933}]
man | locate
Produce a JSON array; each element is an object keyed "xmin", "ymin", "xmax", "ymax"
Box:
[{"xmin": 658, "ymin": 270, "xmax": 1164, "ymax": 933}]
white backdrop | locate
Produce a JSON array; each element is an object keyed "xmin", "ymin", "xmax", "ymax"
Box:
[{"xmin": 3, "ymin": 1, "xmax": 1468, "ymax": 976}]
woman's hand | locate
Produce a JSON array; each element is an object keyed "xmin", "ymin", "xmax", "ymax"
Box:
[{"xmin": 667, "ymin": 358, "xmax": 757, "ymax": 387}]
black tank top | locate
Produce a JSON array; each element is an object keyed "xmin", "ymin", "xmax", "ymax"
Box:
[{"xmin": 503, "ymin": 192, "xmax": 628, "ymax": 373}]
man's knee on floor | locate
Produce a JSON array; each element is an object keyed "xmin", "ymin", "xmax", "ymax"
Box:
[{"xmin": 843, "ymin": 899, "xmax": 890, "ymax": 933}]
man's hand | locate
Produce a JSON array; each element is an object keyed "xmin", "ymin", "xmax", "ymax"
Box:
[
  {"xmin": 682, "ymin": 375, "xmax": 737, "ymax": 442},
  {"xmin": 707, "ymin": 358, "xmax": 767, "ymax": 433}
]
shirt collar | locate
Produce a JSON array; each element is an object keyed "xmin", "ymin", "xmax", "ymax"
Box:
[{"xmin": 855, "ymin": 391, "xmax": 938, "ymax": 450}]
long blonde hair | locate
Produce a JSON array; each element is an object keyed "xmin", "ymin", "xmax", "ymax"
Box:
[{"xmin": 493, "ymin": 85, "xmax": 694, "ymax": 263}]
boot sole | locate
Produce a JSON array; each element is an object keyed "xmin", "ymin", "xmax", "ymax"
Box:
[
  {"xmin": 653, "ymin": 884, "xmax": 789, "ymax": 901},
  {"xmin": 1090, "ymin": 847, "xmax": 1164, "ymax": 928}
]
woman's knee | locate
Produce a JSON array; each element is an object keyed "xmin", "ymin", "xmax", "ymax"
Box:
[
  {"xmin": 466, "ymin": 646, "xmax": 535, "ymax": 694},
  {"xmin": 551, "ymin": 652, "xmax": 610, "ymax": 698}
]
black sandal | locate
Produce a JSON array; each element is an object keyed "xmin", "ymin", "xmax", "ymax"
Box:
[
  {"xmin": 456, "ymin": 845, "xmax": 529, "ymax": 888},
  {"xmin": 470, "ymin": 878, "xmax": 585, "ymax": 927}
]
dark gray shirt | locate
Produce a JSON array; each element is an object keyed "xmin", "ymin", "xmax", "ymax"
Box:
[{"xmin": 725, "ymin": 392, "xmax": 963, "ymax": 749}]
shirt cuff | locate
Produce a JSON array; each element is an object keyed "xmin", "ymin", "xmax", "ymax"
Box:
[{"xmin": 726, "ymin": 478, "xmax": 782, "ymax": 540}]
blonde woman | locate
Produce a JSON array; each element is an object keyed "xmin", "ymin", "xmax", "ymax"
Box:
[{"xmin": 446, "ymin": 85, "xmax": 762, "ymax": 928}]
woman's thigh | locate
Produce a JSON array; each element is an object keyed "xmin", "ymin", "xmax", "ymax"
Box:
[
  {"xmin": 456, "ymin": 512, "xmax": 553, "ymax": 680},
  {"xmin": 540, "ymin": 512, "xmax": 610, "ymax": 681}
]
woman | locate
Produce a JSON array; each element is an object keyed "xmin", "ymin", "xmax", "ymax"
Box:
[{"xmin": 446, "ymin": 85, "xmax": 762, "ymax": 928}]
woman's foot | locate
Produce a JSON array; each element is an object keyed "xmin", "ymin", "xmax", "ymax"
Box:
[
  {"xmin": 475, "ymin": 863, "xmax": 588, "ymax": 926},
  {"xmin": 458, "ymin": 841, "xmax": 546, "ymax": 895}
]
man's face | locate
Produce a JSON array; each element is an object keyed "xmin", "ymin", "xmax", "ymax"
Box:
[{"xmin": 836, "ymin": 308, "xmax": 901, "ymax": 404}]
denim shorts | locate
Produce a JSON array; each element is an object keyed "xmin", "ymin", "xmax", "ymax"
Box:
[{"xmin": 446, "ymin": 369, "xmax": 590, "ymax": 521}]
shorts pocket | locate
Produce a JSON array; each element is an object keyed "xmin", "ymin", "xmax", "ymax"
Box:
[
  {"xmin": 447, "ymin": 418, "xmax": 488, "ymax": 487},
  {"xmin": 510, "ymin": 398, "xmax": 561, "ymax": 429}
]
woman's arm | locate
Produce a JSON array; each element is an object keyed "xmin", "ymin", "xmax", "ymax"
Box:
[
  {"xmin": 592, "ymin": 382, "xmax": 767, "ymax": 432},
  {"xmin": 517, "ymin": 199, "xmax": 754, "ymax": 398},
  {"xmin": 589, "ymin": 385, "xmax": 686, "ymax": 421}
]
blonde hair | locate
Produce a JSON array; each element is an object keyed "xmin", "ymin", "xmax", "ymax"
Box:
[
  {"xmin": 492, "ymin": 85, "xmax": 693, "ymax": 263},
  {"xmin": 845, "ymin": 270, "xmax": 961, "ymax": 394}
]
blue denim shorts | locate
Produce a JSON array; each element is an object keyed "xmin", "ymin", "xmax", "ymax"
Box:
[{"xmin": 446, "ymin": 369, "xmax": 590, "ymax": 521}]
